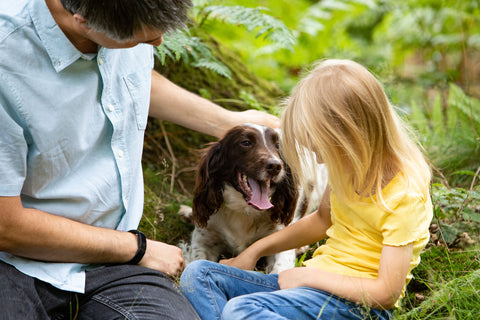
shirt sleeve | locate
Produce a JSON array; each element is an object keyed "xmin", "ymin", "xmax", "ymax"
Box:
[
  {"xmin": 0, "ymin": 99, "xmax": 28, "ymax": 196},
  {"xmin": 381, "ymin": 192, "xmax": 433, "ymax": 246}
]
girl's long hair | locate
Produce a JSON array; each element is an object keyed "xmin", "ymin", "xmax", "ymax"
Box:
[{"xmin": 282, "ymin": 59, "xmax": 431, "ymax": 209}]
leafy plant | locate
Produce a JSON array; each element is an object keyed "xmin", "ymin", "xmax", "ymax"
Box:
[
  {"xmin": 374, "ymin": 0, "xmax": 480, "ymax": 89},
  {"xmin": 155, "ymin": 29, "xmax": 232, "ymax": 78},
  {"xmin": 155, "ymin": 2, "xmax": 296, "ymax": 78},
  {"xmin": 201, "ymin": 5, "xmax": 295, "ymax": 55},
  {"xmin": 406, "ymin": 84, "xmax": 480, "ymax": 186}
]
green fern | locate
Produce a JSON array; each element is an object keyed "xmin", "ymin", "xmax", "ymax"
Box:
[
  {"xmin": 202, "ymin": 5, "xmax": 295, "ymax": 53},
  {"xmin": 407, "ymin": 84, "xmax": 480, "ymax": 185},
  {"xmin": 156, "ymin": 4, "xmax": 295, "ymax": 78},
  {"xmin": 449, "ymin": 83, "xmax": 480, "ymax": 137},
  {"xmin": 155, "ymin": 29, "xmax": 231, "ymax": 79},
  {"xmin": 191, "ymin": 58, "xmax": 231, "ymax": 79}
]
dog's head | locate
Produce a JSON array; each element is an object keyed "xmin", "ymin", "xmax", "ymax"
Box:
[{"xmin": 192, "ymin": 124, "xmax": 299, "ymax": 227}]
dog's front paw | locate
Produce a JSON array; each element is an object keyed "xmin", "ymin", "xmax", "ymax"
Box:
[{"xmin": 178, "ymin": 205, "xmax": 193, "ymax": 223}]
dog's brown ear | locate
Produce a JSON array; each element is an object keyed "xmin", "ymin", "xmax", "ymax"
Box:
[
  {"xmin": 269, "ymin": 164, "xmax": 299, "ymax": 225},
  {"xmin": 192, "ymin": 142, "xmax": 225, "ymax": 228}
]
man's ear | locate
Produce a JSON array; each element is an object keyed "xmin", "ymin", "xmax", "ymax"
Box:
[{"xmin": 73, "ymin": 14, "xmax": 90, "ymax": 32}]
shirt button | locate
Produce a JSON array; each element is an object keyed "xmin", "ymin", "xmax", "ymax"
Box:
[
  {"xmin": 118, "ymin": 150, "xmax": 124, "ymax": 158},
  {"xmin": 98, "ymin": 57, "xmax": 104, "ymax": 65},
  {"xmin": 108, "ymin": 104, "xmax": 114, "ymax": 112}
]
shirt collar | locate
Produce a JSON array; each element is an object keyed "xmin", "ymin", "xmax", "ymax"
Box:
[{"xmin": 29, "ymin": 0, "xmax": 86, "ymax": 72}]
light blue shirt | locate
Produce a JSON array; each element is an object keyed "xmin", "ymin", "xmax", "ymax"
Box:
[{"xmin": 0, "ymin": 0, "xmax": 154, "ymax": 292}]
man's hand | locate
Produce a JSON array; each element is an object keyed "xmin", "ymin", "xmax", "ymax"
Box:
[
  {"xmin": 139, "ymin": 240, "xmax": 185, "ymax": 277},
  {"xmin": 237, "ymin": 109, "xmax": 280, "ymax": 131}
]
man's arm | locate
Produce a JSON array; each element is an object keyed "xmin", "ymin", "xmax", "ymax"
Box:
[
  {"xmin": 0, "ymin": 196, "xmax": 184, "ymax": 275},
  {"xmin": 149, "ymin": 70, "xmax": 280, "ymax": 138}
]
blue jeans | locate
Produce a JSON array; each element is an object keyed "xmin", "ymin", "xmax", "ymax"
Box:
[
  {"xmin": 180, "ymin": 260, "xmax": 392, "ymax": 320},
  {"xmin": 0, "ymin": 261, "xmax": 199, "ymax": 320}
]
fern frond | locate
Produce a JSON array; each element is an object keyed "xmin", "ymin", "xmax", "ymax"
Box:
[
  {"xmin": 191, "ymin": 59, "xmax": 231, "ymax": 79},
  {"xmin": 449, "ymin": 84, "xmax": 480, "ymax": 136},
  {"xmin": 203, "ymin": 5, "xmax": 296, "ymax": 53},
  {"xmin": 155, "ymin": 29, "xmax": 231, "ymax": 78}
]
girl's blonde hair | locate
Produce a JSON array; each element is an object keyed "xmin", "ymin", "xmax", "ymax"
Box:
[{"xmin": 282, "ymin": 59, "xmax": 431, "ymax": 208}]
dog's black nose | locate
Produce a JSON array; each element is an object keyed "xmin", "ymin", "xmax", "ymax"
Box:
[{"xmin": 266, "ymin": 159, "xmax": 282, "ymax": 176}]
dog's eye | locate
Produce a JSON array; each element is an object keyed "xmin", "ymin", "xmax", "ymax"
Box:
[
  {"xmin": 241, "ymin": 140, "xmax": 251, "ymax": 147},
  {"xmin": 275, "ymin": 142, "xmax": 280, "ymax": 149}
]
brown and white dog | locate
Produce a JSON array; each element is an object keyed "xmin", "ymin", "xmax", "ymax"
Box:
[{"xmin": 179, "ymin": 123, "xmax": 327, "ymax": 273}]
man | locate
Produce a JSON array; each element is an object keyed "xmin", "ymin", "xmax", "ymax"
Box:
[{"xmin": 0, "ymin": 0, "xmax": 279, "ymax": 319}]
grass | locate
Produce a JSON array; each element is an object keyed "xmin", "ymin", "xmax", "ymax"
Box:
[{"xmin": 397, "ymin": 248, "xmax": 480, "ymax": 320}]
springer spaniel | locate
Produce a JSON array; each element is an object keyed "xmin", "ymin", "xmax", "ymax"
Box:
[{"xmin": 179, "ymin": 123, "xmax": 327, "ymax": 273}]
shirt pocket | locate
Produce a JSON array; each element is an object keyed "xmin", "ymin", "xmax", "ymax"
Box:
[{"xmin": 123, "ymin": 72, "xmax": 150, "ymax": 130}]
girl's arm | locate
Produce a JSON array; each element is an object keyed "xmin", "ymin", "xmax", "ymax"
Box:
[
  {"xmin": 279, "ymin": 243, "xmax": 413, "ymax": 310},
  {"xmin": 220, "ymin": 188, "xmax": 332, "ymax": 270}
]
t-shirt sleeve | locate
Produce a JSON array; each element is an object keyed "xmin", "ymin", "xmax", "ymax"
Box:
[{"xmin": 381, "ymin": 192, "xmax": 433, "ymax": 246}]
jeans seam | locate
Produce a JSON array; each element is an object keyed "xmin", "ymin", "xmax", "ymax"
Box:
[
  {"xmin": 204, "ymin": 270, "xmax": 223, "ymax": 320},
  {"xmin": 203, "ymin": 267, "xmax": 279, "ymax": 290},
  {"xmin": 91, "ymin": 294, "xmax": 137, "ymax": 320}
]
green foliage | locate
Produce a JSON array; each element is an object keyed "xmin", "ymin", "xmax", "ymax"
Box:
[
  {"xmin": 374, "ymin": 0, "xmax": 480, "ymax": 86},
  {"xmin": 155, "ymin": 29, "xmax": 231, "ymax": 78},
  {"xmin": 406, "ymin": 84, "xmax": 480, "ymax": 185},
  {"xmin": 202, "ymin": 5, "xmax": 295, "ymax": 54},
  {"xmin": 430, "ymin": 183, "xmax": 480, "ymax": 247},
  {"xmin": 156, "ymin": 2, "xmax": 296, "ymax": 80},
  {"xmin": 432, "ymin": 183, "xmax": 480, "ymax": 222}
]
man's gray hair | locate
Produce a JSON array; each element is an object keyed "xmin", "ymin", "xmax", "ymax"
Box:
[{"xmin": 60, "ymin": 0, "xmax": 192, "ymax": 41}]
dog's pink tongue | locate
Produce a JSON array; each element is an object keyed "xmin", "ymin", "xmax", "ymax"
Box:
[{"xmin": 247, "ymin": 177, "xmax": 273, "ymax": 210}]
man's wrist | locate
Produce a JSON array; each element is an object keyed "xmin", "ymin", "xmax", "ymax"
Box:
[{"xmin": 126, "ymin": 230, "xmax": 147, "ymax": 265}]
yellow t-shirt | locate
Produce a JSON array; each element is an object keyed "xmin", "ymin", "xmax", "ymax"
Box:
[{"xmin": 303, "ymin": 173, "xmax": 433, "ymax": 304}]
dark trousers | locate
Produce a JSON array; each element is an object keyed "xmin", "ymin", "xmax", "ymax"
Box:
[{"xmin": 0, "ymin": 261, "xmax": 199, "ymax": 320}]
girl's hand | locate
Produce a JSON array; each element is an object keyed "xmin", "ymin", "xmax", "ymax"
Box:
[{"xmin": 219, "ymin": 251, "xmax": 258, "ymax": 270}]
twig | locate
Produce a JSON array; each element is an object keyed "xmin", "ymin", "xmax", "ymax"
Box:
[
  {"xmin": 429, "ymin": 161, "xmax": 450, "ymax": 189},
  {"xmin": 160, "ymin": 121, "xmax": 177, "ymax": 194},
  {"xmin": 176, "ymin": 179, "xmax": 191, "ymax": 196},
  {"xmin": 469, "ymin": 165, "xmax": 480, "ymax": 191},
  {"xmin": 144, "ymin": 129, "xmax": 171, "ymax": 162}
]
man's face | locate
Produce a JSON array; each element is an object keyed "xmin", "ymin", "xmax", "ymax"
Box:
[{"xmin": 86, "ymin": 26, "xmax": 164, "ymax": 49}]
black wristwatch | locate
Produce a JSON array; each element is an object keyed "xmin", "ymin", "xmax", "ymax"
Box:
[{"xmin": 126, "ymin": 230, "xmax": 147, "ymax": 265}]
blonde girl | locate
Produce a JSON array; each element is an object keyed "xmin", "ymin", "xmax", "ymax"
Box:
[{"xmin": 180, "ymin": 59, "xmax": 433, "ymax": 320}]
